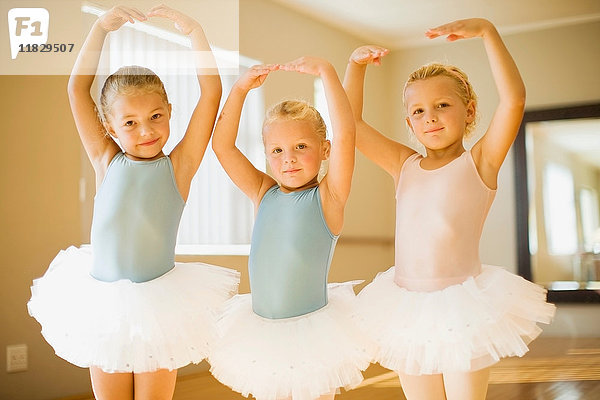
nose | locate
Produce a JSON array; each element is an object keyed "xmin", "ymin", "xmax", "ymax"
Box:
[
  {"xmin": 284, "ymin": 152, "xmax": 297, "ymax": 164},
  {"xmin": 425, "ymin": 110, "xmax": 437, "ymax": 123},
  {"xmin": 139, "ymin": 123, "xmax": 153, "ymax": 136}
]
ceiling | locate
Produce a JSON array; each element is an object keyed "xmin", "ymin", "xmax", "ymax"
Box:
[{"xmin": 270, "ymin": 0, "xmax": 600, "ymax": 49}]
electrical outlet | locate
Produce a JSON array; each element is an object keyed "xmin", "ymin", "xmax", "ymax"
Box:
[{"xmin": 6, "ymin": 344, "xmax": 28, "ymax": 373}]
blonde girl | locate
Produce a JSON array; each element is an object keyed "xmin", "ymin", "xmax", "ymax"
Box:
[
  {"xmin": 208, "ymin": 58, "xmax": 373, "ymax": 400},
  {"xmin": 28, "ymin": 5, "xmax": 239, "ymax": 399},
  {"xmin": 344, "ymin": 18, "xmax": 555, "ymax": 400}
]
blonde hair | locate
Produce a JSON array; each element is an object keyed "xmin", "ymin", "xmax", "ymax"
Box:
[
  {"xmin": 403, "ymin": 63, "xmax": 478, "ymax": 137},
  {"xmin": 262, "ymin": 100, "xmax": 327, "ymax": 142},
  {"xmin": 99, "ymin": 65, "xmax": 169, "ymax": 123}
]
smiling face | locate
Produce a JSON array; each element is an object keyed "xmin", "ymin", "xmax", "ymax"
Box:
[
  {"xmin": 104, "ymin": 92, "xmax": 171, "ymax": 160},
  {"xmin": 404, "ymin": 75, "xmax": 475, "ymax": 152},
  {"xmin": 263, "ymin": 119, "xmax": 330, "ymax": 192}
]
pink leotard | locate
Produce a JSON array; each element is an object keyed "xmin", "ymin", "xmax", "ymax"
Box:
[{"xmin": 394, "ymin": 150, "xmax": 496, "ymax": 291}]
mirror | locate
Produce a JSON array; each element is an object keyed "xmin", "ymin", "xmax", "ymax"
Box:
[{"xmin": 514, "ymin": 103, "xmax": 600, "ymax": 302}]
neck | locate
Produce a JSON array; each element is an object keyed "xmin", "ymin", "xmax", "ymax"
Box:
[
  {"xmin": 424, "ymin": 141, "xmax": 465, "ymax": 161},
  {"xmin": 124, "ymin": 151, "xmax": 165, "ymax": 161},
  {"xmin": 279, "ymin": 175, "xmax": 319, "ymax": 193}
]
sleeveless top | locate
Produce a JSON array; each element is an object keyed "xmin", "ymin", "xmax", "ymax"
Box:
[
  {"xmin": 394, "ymin": 151, "xmax": 496, "ymax": 291},
  {"xmin": 90, "ymin": 152, "xmax": 185, "ymax": 283},
  {"xmin": 249, "ymin": 185, "xmax": 338, "ymax": 319}
]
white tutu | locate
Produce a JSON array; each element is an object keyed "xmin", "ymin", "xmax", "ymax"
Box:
[
  {"xmin": 208, "ymin": 281, "xmax": 375, "ymax": 400},
  {"xmin": 357, "ymin": 265, "xmax": 556, "ymax": 375},
  {"xmin": 28, "ymin": 246, "xmax": 240, "ymax": 373}
]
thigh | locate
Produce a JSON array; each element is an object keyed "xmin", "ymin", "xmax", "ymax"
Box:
[
  {"xmin": 397, "ymin": 372, "xmax": 447, "ymax": 400},
  {"xmin": 90, "ymin": 367, "xmax": 134, "ymax": 400},
  {"xmin": 134, "ymin": 369, "xmax": 177, "ymax": 400},
  {"xmin": 443, "ymin": 367, "xmax": 490, "ymax": 400}
]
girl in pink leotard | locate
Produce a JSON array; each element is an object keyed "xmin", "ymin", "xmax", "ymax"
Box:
[{"xmin": 344, "ymin": 18, "xmax": 555, "ymax": 400}]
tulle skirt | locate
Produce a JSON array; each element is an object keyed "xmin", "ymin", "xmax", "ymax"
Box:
[
  {"xmin": 28, "ymin": 246, "xmax": 240, "ymax": 373},
  {"xmin": 208, "ymin": 282, "xmax": 375, "ymax": 400},
  {"xmin": 356, "ymin": 265, "xmax": 556, "ymax": 375}
]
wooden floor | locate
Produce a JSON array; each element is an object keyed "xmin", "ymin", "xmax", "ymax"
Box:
[{"xmin": 63, "ymin": 337, "xmax": 600, "ymax": 400}]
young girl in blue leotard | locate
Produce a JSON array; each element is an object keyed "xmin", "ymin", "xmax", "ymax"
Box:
[
  {"xmin": 209, "ymin": 58, "xmax": 373, "ymax": 400},
  {"xmin": 28, "ymin": 5, "xmax": 239, "ymax": 399}
]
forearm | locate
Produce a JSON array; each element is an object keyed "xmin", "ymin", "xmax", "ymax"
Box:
[
  {"xmin": 68, "ymin": 21, "xmax": 108, "ymax": 95},
  {"xmin": 342, "ymin": 60, "xmax": 367, "ymax": 121},
  {"xmin": 211, "ymin": 85, "xmax": 248, "ymax": 153},
  {"xmin": 321, "ymin": 65, "xmax": 355, "ymax": 146},
  {"xmin": 190, "ymin": 25, "xmax": 222, "ymax": 98},
  {"xmin": 482, "ymin": 25, "xmax": 525, "ymax": 107}
]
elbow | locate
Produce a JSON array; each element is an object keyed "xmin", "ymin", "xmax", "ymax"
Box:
[
  {"xmin": 513, "ymin": 90, "xmax": 526, "ymax": 113},
  {"xmin": 201, "ymin": 76, "xmax": 222, "ymax": 103},
  {"xmin": 352, "ymin": 112, "xmax": 365, "ymax": 125},
  {"xmin": 514, "ymin": 82, "xmax": 526, "ymax": 110},
  {"xmin": 211, "ymin": 133, "xmax": 225, "ymax": 155},
  {"xmin": 67, "ymin": 77, "xmax": 89, "ymax": 102}
]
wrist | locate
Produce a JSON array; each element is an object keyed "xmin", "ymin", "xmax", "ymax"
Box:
[
  {"xmin": 348, "ymin": 59, "xmax": 367, "ymax": 68},
  {"xmin": 480, "ymin": 20, "xmax": 497, "ymax": 39},
  {"xmin": 318, "ymin": 61, "xmax": 335, "ymax": 77},
  {"xmin": 92, "ymin": 19, "xmax": 111, "ymax": 34},
  {"xmin": 187, "ymin": 23, "xmax": 204, "ymax": 36},
  {"xmin": 231, "ymin": 82, "xmax": 251, "ymax": 96}
]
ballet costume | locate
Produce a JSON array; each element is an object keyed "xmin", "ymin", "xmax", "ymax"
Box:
[
  {"xmin": 208, "ymin": 185, "xmax": 374, "ymax": 400},
  {"xmin": 28, "ymin": 152, "xmax": 240, "ymax": 373},
  {"xmin": 357, "ymin": 150, "xmax": 556, "ymax": 375}
]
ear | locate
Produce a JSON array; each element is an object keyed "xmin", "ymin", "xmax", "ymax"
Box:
[
  {"xmin": 321, "ymin": 140, "xmax": 331, "ymax": 160},
  {"xmin": 103, "ymin": 120, "xmax": 118, "ymax": 139},
  {"xmin": 465, "ymin": 100, "xmax": 476, "ymax": 123},
  {"xmin": 167, "ymin": 103, "xmax": 172, "ymax": 119}
]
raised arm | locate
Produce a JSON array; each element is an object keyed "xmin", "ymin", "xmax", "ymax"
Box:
[
  {"xmin": 67, "ymin": 6, "xmax": 146, "ymax": 176},
  {"xmin": 343, "ymin": 46, "xmax": 415, "ymax": 182},
  {"xmin": 212, "ymin": 65, "xmax": 279, "ymax": 207},
  {"xmin": 148, "ymin": 5, "xmax": 222, "ymax": 200},
  {"xmin": 279, "ymin": 57, "xmax": 354, "ymax": 234},
  {"xmin": 427, "ymin": 18, "xmax": 526, "ymax": 187}
]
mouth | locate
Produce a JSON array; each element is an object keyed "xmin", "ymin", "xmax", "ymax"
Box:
[
  {"xmin": 424, "ymin": 127, "xmax": 443, "ymax": 134},
  {"xmin": 283, "ymin": 168, "xmax": 301, "ymax": 174},
  {"xmin": 140, "ymin": 138, "xmax": 160, "ymax": 146}
]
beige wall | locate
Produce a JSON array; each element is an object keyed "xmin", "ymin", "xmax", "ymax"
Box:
[{"xmin": 1, "ymin": 1, "xmax": 598, "ymax": 398}]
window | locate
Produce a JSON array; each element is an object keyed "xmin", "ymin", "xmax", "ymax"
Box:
[
  {"xmin": 542, "ymin": 162, "xmax": 578, "ymax": 255},
  {"xmin": 84, "ymin": 5, "xmax": 263, "ymax": 255},
  {"xmin": 580, "ymin": 187, "xmax": 599, "ymax": 252}
]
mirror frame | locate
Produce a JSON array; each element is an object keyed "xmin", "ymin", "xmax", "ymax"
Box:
[{"xmin": 514, "ymin": 102, "xmax": 600, "ymax": 303}]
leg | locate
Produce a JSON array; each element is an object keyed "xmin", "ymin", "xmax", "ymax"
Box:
[
  {"xmin": 282, "ymin": 391, "xmax": 335, "ymax": 400},
  {"xmin": 133, "ymin": 369, "xmax": 178, "ymax": 400},
  {"xmin": 90, "ymin": 367, "xmax": 134, "ymax": 400},
  {"xmin": 397, "ymin": 372, "xmax": 447, "ymax": 400},
  {"xmin": 316, "ymin": 392, "xmax": 336, "ymax": 400},
  {"xmin": 443, "ymin": 367, "xmax": 490, "ymax": 400}
]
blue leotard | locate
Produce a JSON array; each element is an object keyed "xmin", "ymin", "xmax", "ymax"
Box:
[
  {"xmin": 249, "ymin": 185, "xmax": 338, "ymax": 319},
  {"xmin": 90, "ymin": 152, "xmax": 184, "ymax": 282}
]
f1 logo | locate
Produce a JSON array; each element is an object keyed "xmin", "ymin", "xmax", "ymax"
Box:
[{"xmin": 7, "ymin": 8, "xmax": 49, "ymax": 59}]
